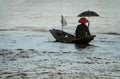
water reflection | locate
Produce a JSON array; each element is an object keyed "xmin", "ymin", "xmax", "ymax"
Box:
[
  {"xmin": 74, "ymin": 43, "xmax": 95, "ymax": 50},
  {"xmin": 75, "ymin": 43, "xmax": 89, "ymax": 49}
]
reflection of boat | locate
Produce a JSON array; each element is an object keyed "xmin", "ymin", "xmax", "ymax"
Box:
[{"xmin": 50, "ymin": 29, "xmax": 96, "ymax": 44}]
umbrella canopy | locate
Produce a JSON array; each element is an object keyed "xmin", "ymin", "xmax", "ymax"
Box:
[{"xmin": 78, "ymin": 10, "xmax": 99, "ymax": 17}]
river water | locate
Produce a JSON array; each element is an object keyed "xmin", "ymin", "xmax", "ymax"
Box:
[
  {"xmin": 0, "ymin": 0, "xmax": 120, "ymax": 79},
  {"xmin": 0, "ymin": 0, "xmax": 120, "ymax": 51}
]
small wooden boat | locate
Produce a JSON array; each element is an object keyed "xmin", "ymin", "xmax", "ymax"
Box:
[{"xmin": 50, "ymin": 29, "xmax": 96, "ymax": 44}]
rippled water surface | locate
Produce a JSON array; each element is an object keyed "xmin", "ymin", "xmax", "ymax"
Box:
[{"xmin": 0, "ymin": 0, "xmax": 120, "ymax": 79}]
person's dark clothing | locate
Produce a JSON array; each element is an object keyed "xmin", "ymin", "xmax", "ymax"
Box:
[{"xmin": 75, "ymin": 23, "xmax": 91, "ymax": 39}]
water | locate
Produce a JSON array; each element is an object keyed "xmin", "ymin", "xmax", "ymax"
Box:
[
  {"xmin": 0, "ymin": 0, "xmax": 120, "ymax": 51},
  {"xmin": 0, "ymin": 0, "xmax": 120, "ymax": 32},
  {"xmin": 0, "ymin": 0, "xmax": 120, "ymax": 79}
]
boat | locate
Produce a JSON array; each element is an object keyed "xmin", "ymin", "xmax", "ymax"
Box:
[
  {"xmin": 50, "ymin": 29, "xmax": 96, "ymax": 44},
  {"xmin": 50, "ymin": 15, "xmax": 95, "ymax": 44}
]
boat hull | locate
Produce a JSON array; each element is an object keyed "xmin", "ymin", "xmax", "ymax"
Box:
[{"xmin": 50, "ymin": 29, "xmax": 95, "ymax": 44}]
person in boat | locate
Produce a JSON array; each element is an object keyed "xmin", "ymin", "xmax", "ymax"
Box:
[{"xmin": 75, "ymin": 17, "xmax": 91, "ymax": 39}]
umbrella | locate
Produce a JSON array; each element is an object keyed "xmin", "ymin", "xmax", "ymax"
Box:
[
  {"xmin": 78, "ymin": 10, "xmax": 99, "ymax": 17},
  {"xmin": 77, "ymin": 10, "xmax": 99, "ymax": 26}
]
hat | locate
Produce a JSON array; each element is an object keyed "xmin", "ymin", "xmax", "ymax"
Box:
[{"xmin": 78, "ymin": 17, "xmax": 88, "ymax": 24}]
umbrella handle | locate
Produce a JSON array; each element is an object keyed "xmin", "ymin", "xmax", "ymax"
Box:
[{"xmin": 88, "ymin": 20, "xmax": 90, "ymax": 27}]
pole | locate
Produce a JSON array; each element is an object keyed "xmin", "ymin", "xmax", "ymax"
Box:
[
  {"xmin": 88, "ymin": 20, "xmax": 90, "ymax": 27},
  {"xmin": 61, "ymin": 15, "xmax": 64, "ymax": 31},
  {"xmin": 62, "ymin": 24, "xmax": 63, "ymax": 31}
]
